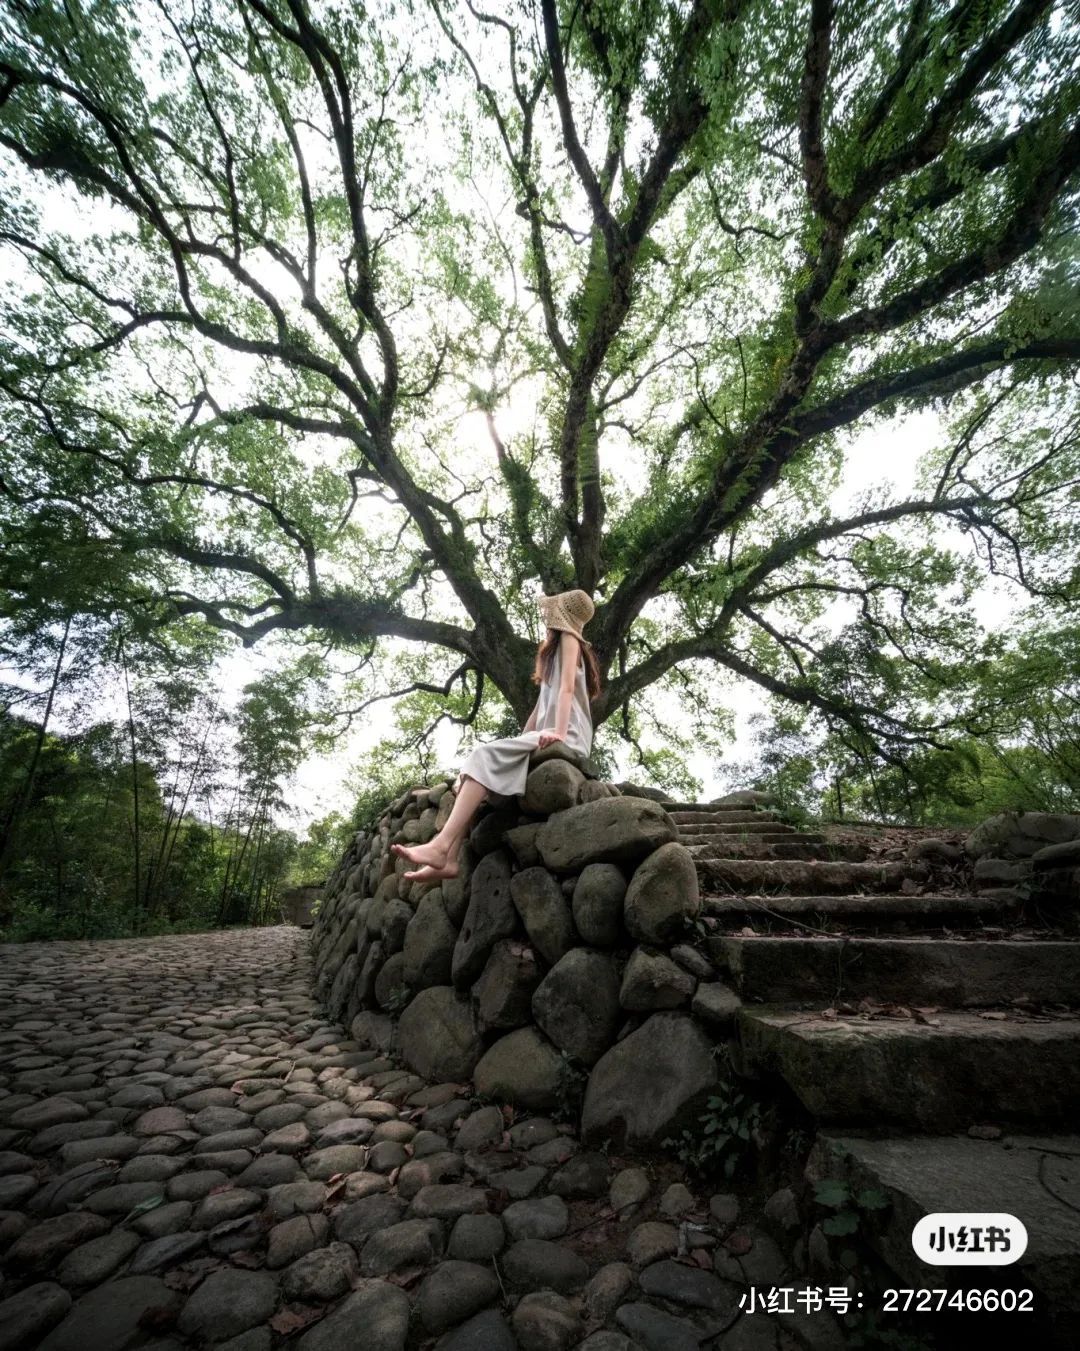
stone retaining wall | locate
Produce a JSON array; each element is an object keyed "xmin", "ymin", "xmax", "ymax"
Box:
[
  {"xmin": 310, "ymin": 748, "xmax": 742, "ymax": 1147},
  {"xmin": 966, "ymin": 810, "xmax": 1080, "ymax": 925}
]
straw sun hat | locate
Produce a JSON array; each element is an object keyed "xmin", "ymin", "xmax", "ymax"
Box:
[{"xmin": 535, "ymin": 588, "xmax": 595, "ymax": 646}]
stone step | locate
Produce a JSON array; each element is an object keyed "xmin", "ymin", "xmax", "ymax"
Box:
[
  {"xmin": 663, "ymin": 801, "xmax": 775, "ymax": 813},
  {"xmin": 675, "ymin": 820, "xmax": 800, "ymax": 837},
  {"xmin": 702, "ymin": 891, "xmax": 1021, "ymax": 929},
  {"xmin": 680, "ymin": 830, "xmax": 821, "ymax": 847},
  {"xmin": 698, "ymin": 858, "xmax": 925, "ymax": 894},
  {"xmin": 668, "ymin": 809, "xmax": 782, "ymax": 826},
  {"xmin": 687, "ymin": 839, "xmax": 870, "ymax": 863},
  {"xmin": 734, "ymin": 1003, "xmax": 1080, "ymax": 1130},
  {"xmin": 806, "ymin": 1130, "xmax": 1080, "ymax": 1350},
  {"xmin": 710, "ymin": 935, "xmax": 1080, "ymax": 1006}
]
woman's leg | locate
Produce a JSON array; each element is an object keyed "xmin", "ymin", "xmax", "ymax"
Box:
[{"xmin": 391, "ymin": 773, "xmax": 489, "ymax": 882}]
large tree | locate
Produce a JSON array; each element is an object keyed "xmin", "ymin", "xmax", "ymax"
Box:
[{"xmin": 1, "ymin": 0, "xmax": 1077, "ymax": 767}]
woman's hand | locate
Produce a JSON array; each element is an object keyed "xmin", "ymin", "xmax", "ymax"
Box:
[{"xmin": 537, "ymin": 730, "xmax": 566, "ymax": 749}]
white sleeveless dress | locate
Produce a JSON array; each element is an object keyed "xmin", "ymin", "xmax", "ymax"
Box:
[{"xmin": 454, "ymin": 639, "xmax": 593, "ymax": 801}]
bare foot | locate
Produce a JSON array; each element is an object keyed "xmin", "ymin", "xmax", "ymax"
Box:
[
  {"xmin": 403, "ymin": 859, "xmax": 460, "ymax": 884},
  {"xmin": 391, "ymin": 839, "xmax": 449, "ymax": 868}
]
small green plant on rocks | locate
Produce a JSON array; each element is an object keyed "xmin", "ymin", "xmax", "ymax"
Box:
[
  {"xmin": 382, "ymin": 985, "xmax": 412, "ymax": 1016},
  {"xmin": 813, "ymin": 1177, "xmax": 890, "ymax": 1236},
  {"xmin": 782, "ymin": 1125, "xmax": 813, "ymax": 1159},
  {"xmin": 554, "ymin": 1051, "xmax": 588, "ymax": 1121},
  {"xmin": 662, "ymin": 1081, "xmax": 764, "ymax": 1181}
]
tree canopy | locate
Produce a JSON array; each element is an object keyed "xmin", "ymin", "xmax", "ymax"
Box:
[{"xmin": 1, "ymin": 0, "xmax": 1078, "ymax": 778}]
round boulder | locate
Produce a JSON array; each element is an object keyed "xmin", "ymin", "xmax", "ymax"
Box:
[
  {"xmin": 403, "ymin": 891, "xmax": 458, "ymax": 990},
  {"xmin": 474, "ymin": 1028, "xmax": 565, "ymax": 1111},
  {"xmin": 520, "ymin": 760, "xmax": 585, "ymax": 814},
  {"xmin": 581, "ymin": 1013, "xmax": 719, "ymax": 1148},
  {"xmin": 966, "ymin": 810, "xmax": 1080, "ymax": 859},
  {"xmin": 612, "ymin": 782, "xmax": 675, "ymax": 802},
  {"xmin": 473, "ymin": 940, "xmax": 543, "ymax": 1033},
  {"xmin": 529, "ymin": 742, "xmax": 592, "ymax": 774},
  {"xmin": 510, "ymin": 868, "xmax": 576, "ymax": 966},
  {"xmin": 536, "ymin": 797, "xmax": 677, "ymax": 873},
  {"xmin": 619, "ymin": 948, "xmax": 695, "ymax": 1011},
  {"xmin": 397, "ymin": 986, "xmax": 483, "ymax": 1081},
  {"xmin": 381, "ymin": 899, "xmax": 413, "ymax": 955},
  {"xmin": 451, "ymin": 849, "xmax": 518, "ymax": 988},
  {"xmin": 572, "ymin": 864, "xmax": 627, "ymax": 946},
  {"xmin": 623, "ymin": 842, "xmax": 699, "ymax": 944},
  {"xmin": 532, "ymin": 949, "xmax": 621, "ymax": 1066},
  {"xmin": 374, "ymin": 952, "xmax": 408, "ymax": 1009}
]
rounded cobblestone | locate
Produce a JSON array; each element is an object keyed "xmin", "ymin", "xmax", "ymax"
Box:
[{"xmin": 0, "ymin": 925, "xmax": 769, "ymax": 1350}]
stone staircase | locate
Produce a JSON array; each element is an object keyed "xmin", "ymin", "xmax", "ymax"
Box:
[{"xmin": 663, "ymin": 798, "xmax": 1080, "ymax": 1348}]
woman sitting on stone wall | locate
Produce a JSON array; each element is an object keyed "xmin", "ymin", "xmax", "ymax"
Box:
[{"xmin": 391, "ymin": 588, "xmax": 603, "ymax": 884}]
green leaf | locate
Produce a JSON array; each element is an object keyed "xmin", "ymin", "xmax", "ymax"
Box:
[
  {"xmin": 814, "ymin": 1179, "xmax": 851, "ymax": 1208},
  {"xmin": 122, "ymin": 1193, "xmax": 165, "ymax": 1223},
  {"xmin": 822, "ymin": 1211, "xmax": 860, "ymax": 1236}
]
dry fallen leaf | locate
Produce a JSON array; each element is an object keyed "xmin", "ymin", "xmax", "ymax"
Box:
[
  {"xmin": 163, "ymin": 1270, "xmax": 202, "ymax": 1292},
  {"xmin": 385, "ymin": 1266, "xmax": 425, "ymax": 1289},
  {"xmin": 978, "ymin": 1011, "xmax": 1008, "ymax": 1020},
  {"xmin": 577, "ymin": 1222, "xmax": 619, "ymax": 1249},
  {"xmin": 230, "ymin": 1250, "xmax": 264, "ymax": 1269},
  {"xmin": 269, "ymin": 1305, "xmax": 325, "ymax": 1336},
  {"xmin": 163, "ymin": 1257, "xmax": 222, "ymax": 1291}
]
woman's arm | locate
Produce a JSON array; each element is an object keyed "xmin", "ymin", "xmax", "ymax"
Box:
[{"xmin": 546, "ymin": 631, "xmax": 581, "ymax": 741}]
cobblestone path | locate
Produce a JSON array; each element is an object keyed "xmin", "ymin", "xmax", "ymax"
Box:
[{"xmin": 0, "ymin": 928, "xmax": 801, "ymax": 1351}]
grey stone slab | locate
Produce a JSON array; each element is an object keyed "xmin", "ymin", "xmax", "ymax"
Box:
[{"xmin": 809, "ymin": 1130, "xmax": 1080, "ymax": 1348}]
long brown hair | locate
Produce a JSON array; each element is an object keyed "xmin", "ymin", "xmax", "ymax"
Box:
[{"xmin": 531, "ymin": 628, "xmax": 602, "ymax": 701}]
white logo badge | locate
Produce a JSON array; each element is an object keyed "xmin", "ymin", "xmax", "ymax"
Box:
[{"xmin": 912, "ymin": 1214, "xmax": 1027, "ymax": 1265}]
